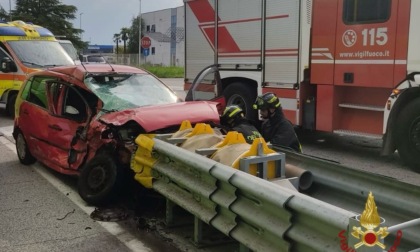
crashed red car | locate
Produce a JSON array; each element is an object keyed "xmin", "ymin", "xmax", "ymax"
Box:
[{"xmin": 9, "ymin": 63, "xmax": 220, "ymax": 205}]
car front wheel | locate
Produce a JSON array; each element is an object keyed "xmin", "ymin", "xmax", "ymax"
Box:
[
  {"xmin": 78, "ymin": 154, "xmax": 123, "ymax": 206},
  {"xmin": 16, "ymin": 131, "xmax": 36, "ymax": 165}
]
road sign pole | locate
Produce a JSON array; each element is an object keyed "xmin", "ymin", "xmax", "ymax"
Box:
[
  {"xmin": 138, "ymin": 0, "xmax": 141, "ymax": 66},
  {"xmin": 141, "ymin": 36, "xmax": 152, "ymax": 64}
]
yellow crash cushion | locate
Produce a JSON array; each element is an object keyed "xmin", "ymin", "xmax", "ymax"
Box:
[
  {"xmin": 178, "ymin": 122, "xmax": 224, "ymax": 152},
  {"xmin": 211, "ymin": 131, "xmax": 250, "ymax": 166},
  {"xmin": 171, "ymin": 120, "xmax": 193, "ymax": 138},
  {"xmin": 232, "ymin": 137, "xmax": 277, "ymax": 179},
  {"xmin": 131, "ymin": 134, "xmax": 157, "ymax": 188},
  {"xmin": 211, "ymin": 132, "xmax": 277, "ymax": 178}
]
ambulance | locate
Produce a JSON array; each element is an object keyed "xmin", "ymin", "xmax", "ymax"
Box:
[
  {"xmin": 0, "ymin": 20, "xmax": 74, "ymax": 117},
  {"xmin": 184, "ymin": 0, "xmax": 420, "ymax": 169}
]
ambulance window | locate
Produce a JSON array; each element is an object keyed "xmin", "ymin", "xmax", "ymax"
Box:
[
  {"xmin": 343, "ymin": 0, "xmax": 391, "ymax": 24},
  {"xmin": 0, "ymin": 48, "xmax": 8, "ymax": 59}
]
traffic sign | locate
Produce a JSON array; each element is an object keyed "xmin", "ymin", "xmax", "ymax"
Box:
[
  {"xmin": 143, "ymin": 48, "xmax": 150, "ymax": 56},
  {"xmin": 141, "ymin": 36, "xmax": 151, "ymax": 49}
]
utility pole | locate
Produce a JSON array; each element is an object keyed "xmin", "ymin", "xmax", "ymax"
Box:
[
  {"xmin": 80, "ymin": 12, "xmax": 84, "ymax": 41},
  {"xmin": 138, "ymin": 0, "xmax": 142, "ymax": 66},
  {"xmin": 9, "ymin": 0, "xmax": 12, "ymax": 21}
]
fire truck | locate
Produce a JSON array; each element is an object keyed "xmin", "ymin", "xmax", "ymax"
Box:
[
  {"xmin": 0, "ymin": 20, "xmax": 74, "ymax": 117},
  {"xmin": 183, "ymin": 0, "xmax": 420, "ymax": 169}
]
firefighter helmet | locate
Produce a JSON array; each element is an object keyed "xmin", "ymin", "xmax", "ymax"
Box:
[
  {"xmin": 220, "ymin": 105, "xmax": 244, "ymax": 126},
  {"xmin": 253, "ymin": 92, "xmax": 281, "ymax": 110}
]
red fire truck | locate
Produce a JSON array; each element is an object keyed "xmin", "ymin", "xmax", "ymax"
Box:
[{"xmin": 183, "ymin": 0, "xmax": 420, "ymax": 169}]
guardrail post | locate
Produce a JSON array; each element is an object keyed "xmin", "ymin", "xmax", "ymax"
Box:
[
  {"xmin": 165, "ymin": 198, "xmax": 175, "ymax": 227},
  {"xmin": 239, "ymin": 243, "xmax": 250, "ymax": 252},
  {"xmin": 194, "ymin": 216, "xmax": 203, "ymax": 245}
]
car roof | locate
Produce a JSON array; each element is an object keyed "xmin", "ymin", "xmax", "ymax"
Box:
[
  {"xmin": 32, "ymin": 64, "xmax": 149, "ymax": 88},
  {"xmin": 58, "ymin": 39, "xmax": 72, "ymax": 44}
]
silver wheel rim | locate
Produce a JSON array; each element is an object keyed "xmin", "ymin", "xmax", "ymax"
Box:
[{"xmin": 16, "ymin": 134, "xmax": 26, "ymax": 159}]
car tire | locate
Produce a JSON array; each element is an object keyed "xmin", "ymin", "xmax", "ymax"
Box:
[
  {"xmin": 223, "ymin": 82, "xmax": 258, "ymax": 122},
  {"xmin": 78, "ymin": 154, "xmax": 123, "ymax": 206},
  {"xmin": 16, "ymin": 131, "xmax": 36, "ymax": 165},
  {"xmin": 6, "ymin": 93, "xmax": 17, "ymax": 119},
  {"xmin": 395, "ymin": 98, "xmax": 420, "ymax": 170}
]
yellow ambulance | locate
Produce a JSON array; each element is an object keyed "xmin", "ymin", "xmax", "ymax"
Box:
[{"xmin": 0, "ymin": 20, "xmax": 74, "ymax": 117}]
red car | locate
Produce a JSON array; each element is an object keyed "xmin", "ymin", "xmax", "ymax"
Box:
[{"xmin": 4, "ymin": 62, "xmax": 220, "ymax": 205}]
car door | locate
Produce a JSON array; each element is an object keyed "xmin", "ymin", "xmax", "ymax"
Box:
[
  {"xmin": 185, "ymin": 64, "xmax": 225, "ymax": 114},
  {"xmin": 17, "ymin": 76, "xmax": 53, "ymax": 161},
  {"xmin": 44, "ymin": 81, "xmax": 91, "ymax": 173}
]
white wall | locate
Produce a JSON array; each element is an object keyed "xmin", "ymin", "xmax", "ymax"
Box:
[{"xmin": 141, "ymin": 6, "xmax": 184, "ymax": 66}]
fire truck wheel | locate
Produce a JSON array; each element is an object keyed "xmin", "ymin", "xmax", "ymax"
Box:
[
  {"xmin": 395, "ymin": 98, "xmax": 420, "ymax": 170},
  {"xmin": 6, "ymin": 93, "xmax": 17, "ymax": 119},
  {"xmin": 223, "ymin": 82, "xmax": 257, "ymax": 122},
  {"xmin": 78, "ymin": 154, "xmax": 124, "ymax": 206}
]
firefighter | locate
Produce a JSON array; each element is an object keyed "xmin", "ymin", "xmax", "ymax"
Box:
[
  {"xmin": 220, "ymin": 105, "xmax": 262, "ymax": 144},
  {"xmin": 253, "ymin": 92, "xmax": 302, "ymax": 153}
]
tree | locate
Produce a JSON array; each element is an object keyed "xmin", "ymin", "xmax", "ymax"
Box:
[
  {"xmin": 127, "ymin": 16, "xmax": 145, "ymax": 54},
  {"xmin": 0, "ymin": 6, "xmax": 9, "ymax": 21},
  {"xmin": 10, "ymin": 0, "xmax": 87, "ymax": 50},
  {"xmin": 113, "ymin": 33, "xmax": 121, "ymax": 54},
  {"xmin": 120, "ymin": 27, "xmax": 130, "ymax": 54}
]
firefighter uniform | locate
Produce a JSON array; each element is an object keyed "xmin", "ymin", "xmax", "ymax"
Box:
[
  {"xmin": 253, "ymin": 92, "xmax": 302, "ymax": 153},
  {"xmin": 220, "ymin": 105, "xmax": 262, "ymax": 144}
]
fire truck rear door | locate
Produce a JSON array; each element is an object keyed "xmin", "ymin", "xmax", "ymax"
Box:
[{"xmin": 334, "ymin": 0, "xmax": 398, "ymax": 88}]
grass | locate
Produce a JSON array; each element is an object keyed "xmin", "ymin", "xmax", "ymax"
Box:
[{"xmin": 141, "ymin": 65, "xmax": 184, "ymax": 78}]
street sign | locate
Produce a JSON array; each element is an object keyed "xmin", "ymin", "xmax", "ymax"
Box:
[
  {"xmin": 143, "ymin": 48, "xmax": 150, "ymax": 56},
  {"xmin": 141, "ymin": 36, "xmax": 151, "ymax": 49}
]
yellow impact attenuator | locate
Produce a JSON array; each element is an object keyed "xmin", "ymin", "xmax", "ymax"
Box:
[
  {"xmin": 131, "ymin": 134, "xmax": 157, "ymax": 188},
  {"xmin": 232, "ymin": 137, "xmax": 277, "ymax": 179},
  {"xmin": 179, "ymin": 122, "xmax": 224, "ymax": 152},
  {"xmin": 186, "ymin": 122, "xmax": 215, "ymax": 137},
  {"xmin": 210, "ymin": 131, "xmax": 277, "ymax": 178},
  {"xmin": 131, "ymin": 120, "xmax": 279, "ymax": 188}
]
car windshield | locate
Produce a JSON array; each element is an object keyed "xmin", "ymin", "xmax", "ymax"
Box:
[
  {"xmin": 85, "ymin": 73, "xmax": 179, "ymax": 112},
  {"xmin": 59, "ymin": 41, "xmax": 79, "ymax": 61},
  {"xmin": 8, "ymin": 40, "xmax": 74, "ymax": 67}
]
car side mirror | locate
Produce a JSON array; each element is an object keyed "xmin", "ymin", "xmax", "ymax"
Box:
[
  {"xmin": 0, "ymin": 57, "xmax": 17, "ymax": 73},
  {"xmin": 65, "ymin": 105, "xmax": 79, "ymax": 115}
]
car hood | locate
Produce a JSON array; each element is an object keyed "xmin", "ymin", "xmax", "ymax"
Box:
[{"xmin": 98, "ymin": 101, "xmax": 220, "ymax": 132}]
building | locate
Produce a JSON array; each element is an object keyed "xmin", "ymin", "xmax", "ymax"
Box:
[
  {"xmin": 82, "ymin": 5, "xmax": 185, "ymax": 67},
  {"xmin": 140, "ymin": 6, "xmax": 185, "ymax": 66},
  {"xmin": 83, "ymin": 44, "xmax": 114, "ymax": 54}
]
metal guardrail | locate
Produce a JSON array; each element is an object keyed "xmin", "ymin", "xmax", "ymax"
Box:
[{"xmin": 132, "ymin": 133, "xmax": 355, "ymax": 251}]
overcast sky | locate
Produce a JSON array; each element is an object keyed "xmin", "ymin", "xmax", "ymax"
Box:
[{"xmin": 0, "ymin": 0, "xmax": 184, "ymax": 45}]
